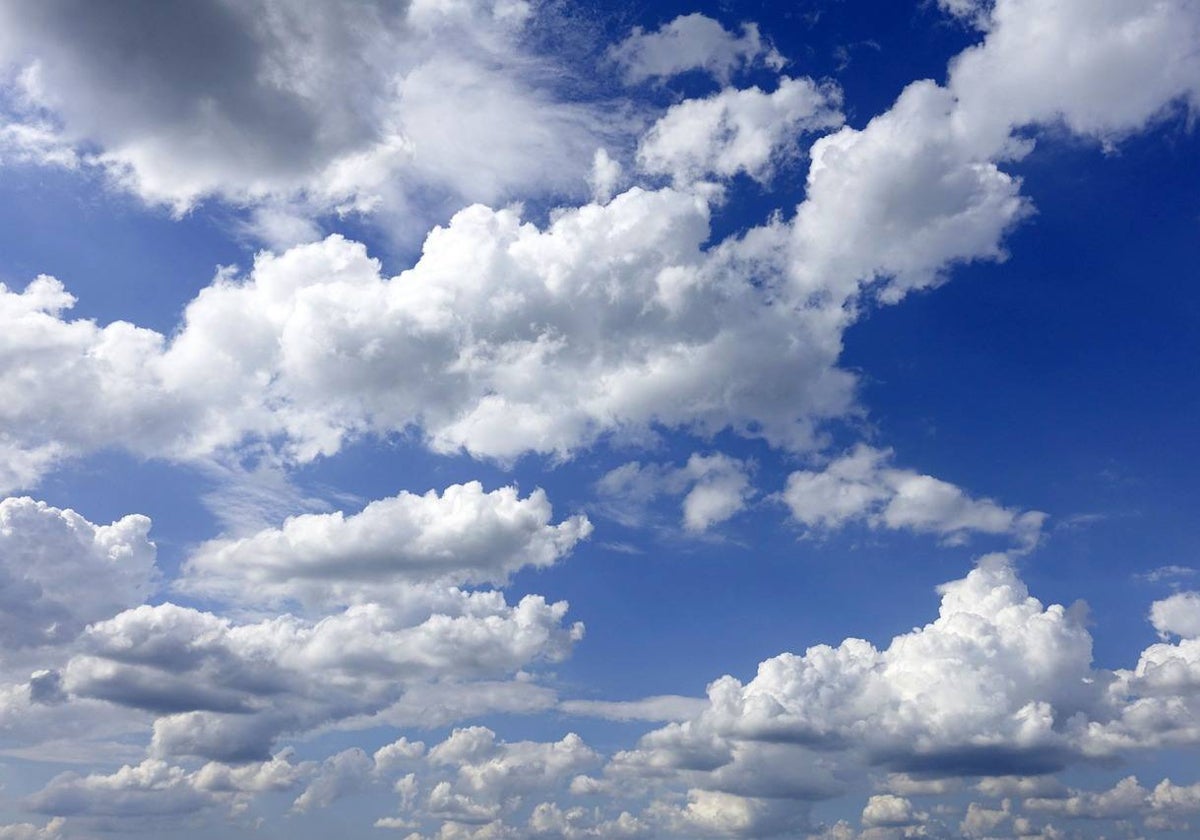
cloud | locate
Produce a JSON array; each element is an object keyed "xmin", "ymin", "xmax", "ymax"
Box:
[
  {"xmin": 0, "ymin": 0, "xmax": 610, "ymax": 225},
  {"xmin": 1024, "ymin": 775, "xmax": 1148, "ymax": 820},
  {"xmin": 948, "ymin": 0, "xmax": 1200, "ymax": 148},
  {"xmin": 558, "ymin": 696, "xmax": 709, "ymax": 723},
  {"xmin": 0, "ymin": 497, "xmax": 157, "ymax": 650},
  {"xmin": 611, "ymin": 556, "xmax": 1099, "ymax": 784},
  {"xmin": 651, "ymin": 788, "xmax": 810, "ymax": 838},
  {"xmin": 0, "ymin": 189, "xmax": 858, "ymax": 486},
  {"xmin": 597, "ymin": 453, "xmax": 754, "ymax": 533},
  {"xmin": 27, "ymin": 753, "xmax": 309, "ymax": 820},
  {"xmin": 3, "ymin": 0, "xmax": 1198, "ymax": 490},
  {"xmin": 782, "ymin": 446, "xmax": 1046, "ymax": 549},
  {"xmin": 27, "ymin": 759, "xmax": 216, "ymax": 818},
  {"xmin": 0, "ymin": 820, "xmax": 64, "ymax": 840},
  {"xmin": 608, "ymin": 14, "xmax": 784, "ymax": 85},
  {"xmin": 860, "ymin": 794, "xmax": 922, "ymax": 828},
  {"xmin": 637, "ymin": 77, "xmax": 843, "ymax": 186},
  {"xmin": 178, "ymin": 482, "xmax": 591, "ymax": 610},
  {"xmin": 291, "ymin": 748, "xmax": 374, "ymax": 813},
  {"xmin": 1150, "ymin": 591, "xmax": 1200, "ymax": 640},
  {"xmin": 62, "ymin": 592, "xmax": 582, "ymax": 761}
]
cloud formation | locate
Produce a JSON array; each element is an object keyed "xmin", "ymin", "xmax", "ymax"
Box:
[
  {"xmin": 0, "ymin": 0, "xmax": 609, "ymax": 226},
  {"xmin": 782, "ymin": 445, "xmax": 1046, "ymax": 549},
  {"xmin": 178, "ymin": 482, "xmax": 591, "ymax": 610},
  {"xmin": 608, "ymin": 13, "xmax": 784, "ymax": 84}
]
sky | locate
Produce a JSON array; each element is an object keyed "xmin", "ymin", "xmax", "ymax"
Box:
[{"xmin": 0, "ymin": 0, "xmax": 1198, "ymax": 838}]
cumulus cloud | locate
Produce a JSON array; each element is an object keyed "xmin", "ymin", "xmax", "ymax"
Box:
[
  {"xmin": 637, "ymin": 77, "xmax": 843, "ymax": 186},
  {"xmin": 0, "ymin": 820, "xmax": 64, "ymax": 840},
  {"xmin": 2, "ymin": 0, "xmax": 1197, "ymax": 489},
  {"xmin": 27, "ymin": 759, "xmax": 217, "ymax": 818},
  {"xmin": 291, "ymin": 748, "xmax": 374, "ymax": 813},
  {"xmin": 782, "ymin": 446, "xmax": 1046, "ymax": 549},
  {"xmin": 0, "ymin": 0, "xmax": 610, "ymax": 223},
  {"xmin": 0, "ymin": 497, "xmax": 157, "ymax": 649},
  {"xmin": 178, "ymin": 482, "xmax": 590, "ymax": 610},
  {"xmin": 1150, "ymin": 591, "xmax": 1200, "ymax": 640},
  {"xmin": 0, "ymin": 191, "xmax": 856, "ymax": 487},
  {"xmin": 611, "ymin": 556, "xmax": 1099, "ymax": 785},
  {"xmin": 597, "ymin": 453, "xmax": 754, "ymax": 533},
  {"xmin": 4, "ymin": 5, "xmax": 1200, "ymax": 834},
  {"xmin": 608, "ymin": 14, "xmax": 784, "ymax": 84},
  {"xmin": 27, "ymin": 753, "xmax": 309, "ymax": 820},
  {"xmin": 62, "ymin": 592, "xmax": 582, "ymax": 761},
  {"xmin": 948, "ymin": 0, "xmax": 1200, "ymax": 149}
]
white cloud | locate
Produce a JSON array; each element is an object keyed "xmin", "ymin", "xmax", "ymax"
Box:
[
  {"xmin": 960, "ymin": 799, "xmax": 1013, "ymax": 838},
  {"xmin": 558, "ymin": 696, "xmax": 708, "ymax": 723},
  {"xmin": 27, "ymin": 759, "xmax": 217, "ymax": 818},
  {"xmin": 612, "ymin": 556, "xmax": 1098, "ymax": 782},
  {"xmin": 637, "ymin": 77, "xmax": 843, "ymax": 186},
  {"xmin": 528, "ymin": 802, "xmax": 648, "ymax": 838},
  {"xmin": 27, "ymin": 753, "xmax": 309, "ymax": 821},
  {"xmin": 0, "ymin": 497, "xmax": 157, "ymax": 649},
  {"xmin": 61, "ymin": 591, "xmax": 582, "ymax": 761},
  {"xmin": 178, "ymin": 482, "xmax": 591, "ymax": 610},
  {"xmin": 786, "ymin": 79, "xmax": 1029, "ymax": 306},
  {"xmin": 937, "ymin": 0, "xmax": 992, "ymax": 27},
  {"xmin": 291, "ymin": 748, "xmax": 374, "ymax": 813},
  {"xmin": 3, "ymin": 0, "xmax": 1198, "ymax": 490},
  {"xmin": 608, "ymin": 14, "xmax": 784, "ymax": 85},
  {"xmin": 861, "ymin": 795, "xmax": 922, "ymax": 828},
  {"xmin": 651, "ymin": 788, "xmax": 809, "ymax": 838},
  {"xmin": 782, "ymin": 446, "xmax": 1046, "ymax": 549},
  {"xmin": 0, "ymin": 192, "xmax": 857, "ymax": 487},
  {"xmin": 949, "ymin": 0, "xmax": 1200, "ymax": 149},
  {"xmin": 1024, "ymin": 775, "xmax": 1148, "ymax": 820},
  {"xmin": 1150, "ymin": 591, "xmax": 1200, "ymax": 640},
  {"xmin": 0, "ymin": 820, "xmax": 64, "ymax": 840},
  {"xmin": 597, "ymin": 453, "xmax": 754, "ymax": 533},
  {"xmin": 0, "ymin": 0, "xmax": 613, "ymax": 239}
]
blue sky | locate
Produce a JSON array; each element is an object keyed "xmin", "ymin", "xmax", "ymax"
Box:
[{"xmin": 0, "ymin": 1, "xmax": 1199, "ymax": 838}]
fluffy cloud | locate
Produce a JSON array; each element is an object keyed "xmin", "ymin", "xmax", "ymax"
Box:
[
  {"xmin": 782, "ymin": 446, "xmax": 1046, "ymax": 549},
  {"xmin": 2, "ymin": 0, "xmax": 1197, "ymax": 491},
  {"xmin": 647, "ymin": 788, "xmax": 810, "ymax": 838},
  {"xmin": 178, "ymin": 482, "xmax": 590, "ymax": 610},
  {"xmin": 637, "ymin": 77, "xmax": 843, "ymax": 186},
  {"xmin": 1150, "ymin": 591, "xmax": 1200, "ymax": 640},
  {"xmin": 0, "ymin": 497, "xmax": 157, "ymax": 650},
  {"xmin": 0, "ymin": 0, "xmax": 608, "ymax": 222},
  {"xmin": 0, "ymin": 188, "xmax": 857, "ymax": 487},
  {"xmin": 0, "ymin": 820, "xmax": 64, "ymax": 840},
  {"xmin": 27, "ymin": 753, "xmax": 309, "ymax": 820},
  {"xmin": 949, "ymin": 0, "xmax": 1200, "ymax": 149},
  {"xmin": 597, "ymin": 453, "xmax": 754, "ymax": 533},
  {"xmin": 613, "ymin": 556, "xmax": 1098, "ymax": 783},
  {"xmin": 1024, "ymin": 775, "xmax": 1148, "ymax": 820},
  {"xmin": 785, "ymin": 79, "xmax": 1029, "ymax": 306},
  {"xmin": 61, "ymin": 591, "xmax": 581, "ymax": 761},
  {"xmin": 860, "ymin": 795, "xmax": 922, "ymax": 828},
  {"xmin": 608, "ymin": 14, "xmax": 784, "ymax": 84}
]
